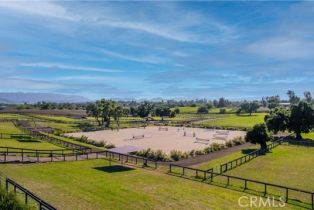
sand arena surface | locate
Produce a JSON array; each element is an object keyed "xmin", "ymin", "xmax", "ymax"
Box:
[{"xmin": 66, "ymin": 126, "xmax": 246, "ymax": 154}]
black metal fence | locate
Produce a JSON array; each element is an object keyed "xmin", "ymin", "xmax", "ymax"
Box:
[{"xmin": 168, "ymin": 164, "xmax": 314, "ymax": 209}]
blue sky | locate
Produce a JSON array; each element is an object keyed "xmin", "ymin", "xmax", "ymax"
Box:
[{"xmin": 0, "ymin": 1, "xmax": 313, "ymax": 100}]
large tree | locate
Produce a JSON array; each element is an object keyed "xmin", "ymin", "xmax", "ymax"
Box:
[
  {"xmin": 287, "ymin": 90, "xmax": 300, "ymax": 105},
  {"xmin": 240, "ymin": 101, "xmax": 260, "ymax": 115},
  {"xmin": 137, "ymin": 101, "xmax": 154, "ymax": 118},
  {"xmin": 265, "ymin": 107, "xmax": 290, "ymax": 134},
  {"xmin": 245, "ymin": 123, "xmax": 270, "ymax": 151},
  {"xmin": 288, "ymin": 101, "xmax": 314, "ymax": 139},
  {"xmin": 154, "ymin": 106, "xmax": 171, "ymax": 121},
  {"xmin": 304, "ymin": 91, "xmax": 312, "ymax": 103},
  {"xmin": 86, "ymin": 99, "xmax": 121, "ymax": 127}
]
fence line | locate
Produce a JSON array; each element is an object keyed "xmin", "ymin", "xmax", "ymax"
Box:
[
  {"xmin": 0, "ymin": 147, "xmax": 158, "ymax": 169},
  {"xmin": 219, "ymin": 135, "xmax": 289, "ymax": 174},
  {"xmin": 0, "ymin": 174, "xmax": 56, "ymax": 210},
  {"xmin": 168, "ymin": 163, "xmax": 314, "ymax": 210}
]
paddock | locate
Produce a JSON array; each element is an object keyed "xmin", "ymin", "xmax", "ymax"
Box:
[{"xmin": 66, "ymin": 127, "xmax": 245, "ymax": 154}]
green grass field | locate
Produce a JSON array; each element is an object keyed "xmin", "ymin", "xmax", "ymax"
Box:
[
  {"xmin": 226, "ymin": 145, "xmax": 314, "ymax": 192},
  {"xmin": 0, "ymin": 138, "xmax": 66, "ymax": 150},
  {"xmin": 302, "ymin": 132, "xmax": 314, "ymax": 140},
  {"xmin": 0, "ymin": 122, "xmax": 24, "ymax": 134},
  {"xmin": 193, "ymin": 145, "xmax": 259, "ymax": 172},
  {"xmin": 200, "ymin": 113, "xmax": 266, "ymax": 129},
  {"xmin": 0, "ymin": 160, "xmax": 300, "ymax": 210}
]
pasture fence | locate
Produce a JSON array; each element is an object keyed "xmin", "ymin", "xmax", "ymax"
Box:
[
  {"xmin": 0, "ymin": 174, "xmax": 56, "ymax": 210},
  {"xmin": 0, "ymin": 132, "xmax": 32, "ymax": 139},
  {"xmin": 0, "ymin": 146, "xmax": 158, "ymax": 168},
  {"xmin": 14, "ymin": 120, "xmax": 93, "ymax": 152},
  {"xmin": 168, "ymin": 163, "xmax": 314, "ymax": 210},
  {"xmin": 219, "ymin": 135, "xmax": 290, "ymax": 174}
]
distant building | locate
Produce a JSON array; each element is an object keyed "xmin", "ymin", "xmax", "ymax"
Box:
[{"xmin": 279, "ymin": 102, "xmax": 290, "ymax": 107}]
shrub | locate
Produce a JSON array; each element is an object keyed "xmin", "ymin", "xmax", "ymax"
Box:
[
  {"xmin": 170, "ymin": 150, "xmax": 189, "ymax": 161},
  {"xmin": 225, "ymin": 140, "xmax": 234, "ymax": 148},
  {"xmin": 232, "ymin": 136, "xmax": 245, "ymax": 145},
  {"xmin": 197, "ymin": 106, "xmax": 209, "ymax": 114},
  {"xmin": 219, "ymin": 108, "xmax": 226, "ymax": 114},
  {"xmin": 0, "ymin": 187, "xmax": 28, "ymax": 210}
]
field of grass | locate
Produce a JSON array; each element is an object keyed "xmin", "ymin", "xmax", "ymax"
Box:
[
  {"xmin": 200, "ymin": 113, "xmax": 266, "ymax": 129},
  {"xmin": 0, "ymin": 122, "xmax": 24, "ymax": 134},
  {"xmin": 31, "ymin": 114, "xmax": 81, "ymax": 123},
  {"xmin": 45, "ymin": 133, "xmax": 99, "ymax": 149},
  {"xmin": 226, "ymin": 145, "xmax": 314, "ymax": 192},
  {"xmin": 0, "ymin": 138, "xmax": 66, "ymax": 150},
  {"xmin": 193, "ymin": 145, "xmax": 259, "ymax": 172},
  {"xmin": 0, "ymin": 159, "xmax": 299, "ymax": 210},
  {"xmin": 302, "ymin": 132, "xmax": 314, "ymax": 140}
]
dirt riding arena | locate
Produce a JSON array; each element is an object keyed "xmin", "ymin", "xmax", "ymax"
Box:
[{"xmin": 67, "ymin": 127, "xmax": 246, "ymax": 154}]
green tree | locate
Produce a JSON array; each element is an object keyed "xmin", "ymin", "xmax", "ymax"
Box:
[
  {"xmin": 304, "ymin": 91, "xmax": 312, "ymax": 103},
  {"xmin": 154, "ymin": 106, "xmax": 171, "ymax": 121},
  {"xmin": 240, "ymin": 101, "xmax": 260, "ymax": 115},
  {"xmin": 265, "ymin": 107, "xmax": 290, "ymax": 134},
  {"xmin": 113, "ymin": 105, "xmax": 124, "ymax": 128},
  {"xmin": 137, "ymin": 101, "xmax": 154, "ymax": 118},
  {"xmin": 287, "ymin": 90, "xmax": 300, "ymax": 105},
  {"xmin": 288, "ymin": 101, "xmax": 314, "ymax": 139},
  {"xmin": 266, "ymin": 95, "xmax": 280, "ymax": 109},
  {"xmin": 245, "ymin": 123, "xmax": 270, "ymax": 150},
  {"xmin": 174, "ymin": 107, "xmax": 180, "ymax": 114},
  {"xmin": 197, "ymin": 106, "xmax": 208, "ymax": 114}
]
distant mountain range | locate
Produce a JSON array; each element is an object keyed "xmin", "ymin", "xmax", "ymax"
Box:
[{"xmin": 0, "ymin": 92, "xmax": 90, "ymax": 104}]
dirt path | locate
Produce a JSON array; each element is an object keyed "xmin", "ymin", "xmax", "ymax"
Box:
[{"xmin": 173, "ymin": 143, "xmax": 254, "ymax": 167}]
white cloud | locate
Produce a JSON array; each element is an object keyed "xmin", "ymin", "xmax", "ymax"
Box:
[
  {"xmin": 0, "ymin": 1, "xmax": 233, "ymax": 44},
  {"xmin": 0, "ymin": 78, "xmax": 63, "ymax": 90},
  {"xmin": 100, "ymin": 49, "xmax": 165, "ymax": 64},
  {"xmin": 21, "ymin": 62, "xmax": 122, "ymax": 73},
  {"xmin": 247, "ymin": 37, "xmax": 314, "ymax": 60}
]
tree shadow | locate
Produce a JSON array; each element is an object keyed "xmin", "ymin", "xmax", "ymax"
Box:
[
  {"xmin": 93, "ymin": 165, "xmax": 135, "ymax": 173},
  {"xmin": 241, "ymin": 149, "xmax": 257, "ymax": 154}
]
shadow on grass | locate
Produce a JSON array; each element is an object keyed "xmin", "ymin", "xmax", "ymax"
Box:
[
  {"xmin": 16, "ymin": 139, "xmax": 41, "ymax": 143},
  {"xmin": 94, "ymin": 165, "xmax": 135, "ymax": 173},
  {"xmin": 241, "ymin": 149, "xmax": 256, "ymax": 154}
]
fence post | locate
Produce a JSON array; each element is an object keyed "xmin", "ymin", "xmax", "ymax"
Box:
[
  {"xmin": 264, "ymin": 184, "xmax": 267, "ymax": 195},
  {"xmin": 63, "ymin": 154, "xmax": 65, "ymax": 161},
  {"xmin": 25, "ymin": 193, "xmax": 28, "ymax": 204},
  {"xmin": 244, "ymin": 180, "xmax": 247, "ymax": 190},
  {"xmin": 76, "ymin": 153, "xmax": 78, "ymax": 161},
  {"xmin": 285, "ymin": 188, "xmax": 288, "ymax": 202},
  {"xmin": 37, "ymin": 150, "xmax": 39, "ymax": 162},
  {"xmin": 169, "ymin": 164, "xmax": 172, "ymax": 173},
  {"xmin": 21, "ymin": 149, "xmax": 24, "ymax": 162},
  {"xmin": 96, "ymin": 153, "xmax": 98, "ymax": 159},
  {"xmin": 50, "ymin": 151, "xmax": 53, "ymax": 162},
  {"xmin": 4, "ymin": 153, "xmax": 6, "ymax": 163},
  {"xmin": 227, "ymin": 176, "xmax": 230, "ymax": 186},
  {"xmin": 182, "ymin": 167, "xmax": 185, "ymax": 175}
]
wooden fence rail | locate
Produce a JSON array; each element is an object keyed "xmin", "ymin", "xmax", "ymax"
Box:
[
  {"xmin": 0, "ymin": 174, "xmax": 56, "ymax": 210},
  {"xmin": 0, "ymin": 147, "xmax": 158, "ymax": 169},
  {"xmin": 219, "ymin": 136, "xmax": 289, "ymax": 173},
  {"xmin": 168, "ymin": 163, "xmax": 314, "ymax": 210}
]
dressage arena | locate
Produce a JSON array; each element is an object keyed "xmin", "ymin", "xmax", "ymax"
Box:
[{"xmin": 67, "ymin": 127, "xmax": 246, "ymax": 154}]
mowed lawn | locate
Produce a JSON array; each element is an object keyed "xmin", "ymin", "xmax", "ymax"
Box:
[
  {"xmin": 0, "ymin": 122, "xmax": 24, "ymax": 134},
  {"xmin": 0, "ymin": 122, "xmax": 66, "ymax": 150},
  {"xmin": 193, "ymin": 145, "xmax": 259, "ymax": 172},
  {"xmin": 0, "ymin": 160, "xmax": 299, "ymax": 210},
  {"xmin": 226, "ymin": 145, "xmax": 314, "ymax": 192},
  {"xmin": 200, "ymin": 113, "xmax": 266, "ymax": 129}
]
